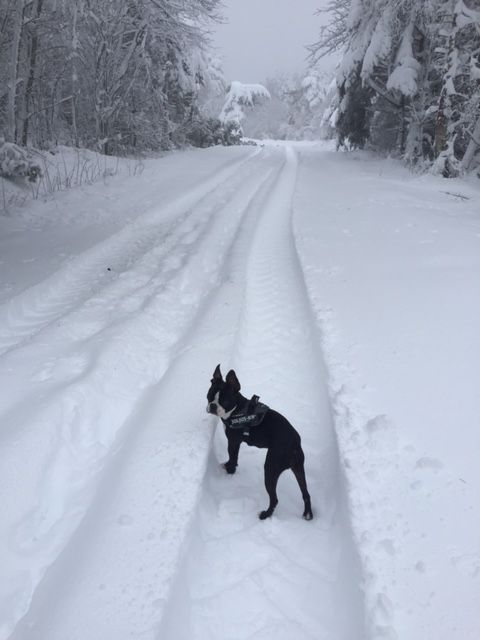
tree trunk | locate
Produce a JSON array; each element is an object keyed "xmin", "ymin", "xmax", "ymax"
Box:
[
  {"xmin": 6, "ymin": 0, "xmax": 25, "ymax": 142},
  {"xmin": 21, "ymin": 0, "xmax": 44, "ymax": 146},
  {"xmin": 433, "ymin": 1, "xmax": 458, "ymax": 163},
  {"xmin": 397, "ymin": 95, "xmax": 407, "ymax": 155},
  {"xmin": 70, "ymin": 2, "xmax": 80, "ymax": 147},
  {"xmin": 434, "ymin": 94, "xmax": 448, "ymax": 157},
  {"xmin": 461, "ymin": 112, "xmax": 480, "ymax": 171}
]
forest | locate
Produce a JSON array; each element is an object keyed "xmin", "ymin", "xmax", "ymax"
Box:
[
  {"xmin": 1, "ymin": 0, "xmax": 480, "ymax": 177},
  {"xmin": 0, "ymin": 0, "xmax": 226, "ymax": 156},
  {"xmin": 313, "ymin": 0, "xmax": 480, "ymax": 176}
]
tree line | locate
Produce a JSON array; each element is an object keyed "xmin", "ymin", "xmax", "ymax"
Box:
[
  {"xmin": 312, "ymin": 0, "xmax": 480, "ymax": 176},
  {"xmin": 0, "ymin": 0, "xmax": 224, "ymax": 155}
]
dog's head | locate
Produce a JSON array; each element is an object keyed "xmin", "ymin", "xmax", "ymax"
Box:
[{"xmin": 206, "ymin": 364, "xmax": 241, "ymax": 419}]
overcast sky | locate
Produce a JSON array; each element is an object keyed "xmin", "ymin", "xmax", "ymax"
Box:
[{"xmin": 212, "ymin": 0, "xmax": 333, "ymax": 84}]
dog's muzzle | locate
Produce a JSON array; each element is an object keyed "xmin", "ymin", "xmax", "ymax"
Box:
[{"xmin": 207, "ymin": 402, "xmax": 218, "ymax": 415}]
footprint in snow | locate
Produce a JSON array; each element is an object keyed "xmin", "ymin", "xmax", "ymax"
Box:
[
  {"xmin": 364, "ymin": 414, "xmax": 398, "ymax": 451},
  {"xmin": 415, "ymin": 457, "xmax": 443, "ymax": 471},
  {"xmin": 451, "ymin": 553, "xmax": 480, "ymax": 578},
  {"xmin": 31, "ymin": 353, "xmax": 89, "ymax": 383}
]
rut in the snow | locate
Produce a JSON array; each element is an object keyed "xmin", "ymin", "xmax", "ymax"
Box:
[{"xmin": 160, "ymin": 146, "xmax": 366, "ymax": 640}]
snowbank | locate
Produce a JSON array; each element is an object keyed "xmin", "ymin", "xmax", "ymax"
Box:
[{"xmin": 293, "ymin": 145, "xmax": 480, "ymax": 640}]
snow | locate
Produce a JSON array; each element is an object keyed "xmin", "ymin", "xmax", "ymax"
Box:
[
  {"xmin": 0, "ymin": 142, "xmax": 479, "ymax": 640},
  {"xmin": 361, "ymin": 8, "xmax": 394, "ymax": 80},
  {"xmin": 386, "ymin": 23, "xmax": 420, "ymax": 97}
]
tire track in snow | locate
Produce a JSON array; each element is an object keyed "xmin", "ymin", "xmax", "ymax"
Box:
[
  {"xmin": 0, "ymin": 149, "xmax": 258, "ymax": 357},
  {"xmin": 0, "ymin": 148, "xmax": 263, "ymax": 422},
  {"xmin": 161, "ymin": 146, "xmax": 366, "ymax": 640},
  {"xmin": 0, "ymin": 148, "xmax": 277, "ymax": 640}
]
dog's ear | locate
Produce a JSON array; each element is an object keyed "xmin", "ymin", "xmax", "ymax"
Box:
[
  {"xmin": 212, "ymin": 364, "xmax": 222, "ymax": 381},
  {"xmin": 226, "ymin": 369, "xmax": 241, "ymax": 392}
]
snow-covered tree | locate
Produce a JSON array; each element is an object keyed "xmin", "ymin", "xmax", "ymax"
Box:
[
  {"xmin": 238, "ymin": 76, "xmax": 290, "ymax": 139},
  {"xmin": 238, "ymin": 69, "xmax": 334, "ymax": 141},
  {"xmin": 219, "ymin": 81, "xmax": 271, "ymax": 136},
  {"xmin": 429, "ymin": 0, "xmax": 480, "ymax": 175},
  {"xmin": 308, "ymin": 0, "xmax": 350, "ymax": 61},
  {"xmin": 314, "ymin": 0, "xmax": 480, "ymax": 174}
]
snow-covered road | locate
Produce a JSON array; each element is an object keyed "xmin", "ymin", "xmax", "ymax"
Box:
[
  {"xmin": 1, "ymin": 143, "xmax": 479, "ymax": 640},
  {"xmin": 1, "ymin": 145, "xmax": 363, "ymax": 640}
]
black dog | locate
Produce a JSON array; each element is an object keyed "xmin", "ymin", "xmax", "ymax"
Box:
[{"xmin": 206, "ymin": 365, "xmax": 313, "ymax": 520}]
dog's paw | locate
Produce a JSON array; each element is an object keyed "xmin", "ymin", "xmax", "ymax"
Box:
[
  {"xmin": 223, "ymin": 462, "xmax": 237, "ymax": 474},
  {"xmin": 258, "ymin": 510, "xmax": 271, "ymax": 520},
  {"xmin": 303, "ymin": 510, "xmax": 313, "ymax": 521}
]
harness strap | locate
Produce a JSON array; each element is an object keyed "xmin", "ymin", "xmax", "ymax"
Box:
[{"xmin": 222, "ymin": 395, "xmax": 269, "ymax": 435}]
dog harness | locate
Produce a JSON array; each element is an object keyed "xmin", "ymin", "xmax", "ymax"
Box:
[{"xmin": 222, "ymin": 395, "xmax": 269, "ymax": 436}]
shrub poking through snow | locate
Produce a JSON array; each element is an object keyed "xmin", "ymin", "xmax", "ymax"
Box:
[{"xmin": 0, "ymin": 138, "xmax": 42, "ymax": 182}]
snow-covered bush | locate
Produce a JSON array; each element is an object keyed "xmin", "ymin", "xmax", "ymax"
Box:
[
  {"xmin": 184, "ymin": 118, "xmax": 243, "ymax": 148},
  {"xmin": 185, "ymin": 118, "xmax": 222, "ymax": 147},
  {"xmin": 222, "ymin": 121, "xmax": 243, "ymax": 145},
  {"xmin": 0, "ymin": 139, "xmax": 42, "ymax": 182}
]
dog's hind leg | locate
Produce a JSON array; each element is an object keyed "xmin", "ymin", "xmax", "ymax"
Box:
[
  {"xmin": 291, "ymin": 449, "xmax": 313, "ymax": 520},
  {"xmin": 259, "ymin": 453, "xmax": 281, "ymax": 520}
]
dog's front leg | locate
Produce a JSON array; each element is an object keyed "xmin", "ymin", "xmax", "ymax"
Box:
[{"xmin": 224, "ymin": 432, "xmax": 242, "ymax": 474}]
